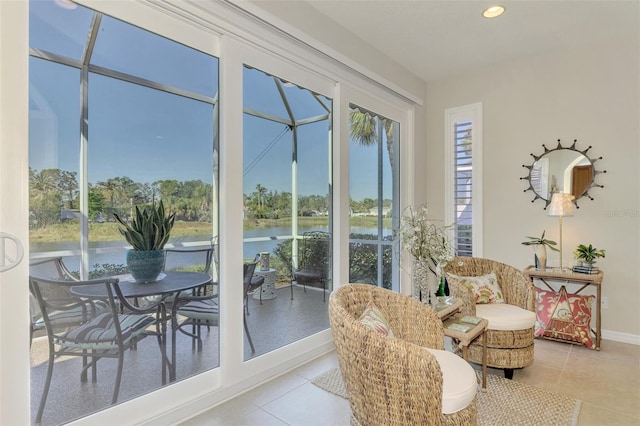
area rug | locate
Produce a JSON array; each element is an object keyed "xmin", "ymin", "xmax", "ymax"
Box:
[{"xmin": 312, "ymin": 368, "xmax": 581, "ymax": 426}]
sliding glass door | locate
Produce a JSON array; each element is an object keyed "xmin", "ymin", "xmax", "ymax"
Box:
[{"xmin": 29, "ymin": 2, "xmax": 219, "ymax": 423}]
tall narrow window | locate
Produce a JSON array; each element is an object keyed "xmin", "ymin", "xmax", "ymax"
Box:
[{"xmin": 445, "ymin": 103, "xmax": 483, "ymax": 257}]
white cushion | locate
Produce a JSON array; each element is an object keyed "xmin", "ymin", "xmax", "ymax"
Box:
[
  {"xmin": 475, "ymin": 303, "xmax": 536, "ymax": 331},
  {"xmin": 425, "ymin": 348, "xmax": 477, "ymax": 415}
]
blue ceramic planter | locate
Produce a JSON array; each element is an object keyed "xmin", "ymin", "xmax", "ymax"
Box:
[{"xmin": 126, "ymin": 249, "xmax": 165, "ymax": 283}]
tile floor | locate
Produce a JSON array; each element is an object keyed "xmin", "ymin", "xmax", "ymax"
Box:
[{"xmin": 180, "ymin": 338, "xmax": 640, "ymax": 425}]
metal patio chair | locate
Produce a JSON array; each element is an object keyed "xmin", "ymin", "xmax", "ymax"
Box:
[
  {"xmin": 292, "ymin": 231, "xmax": 330, "ymax": 301},
  {"xmin": 29, "ymin": 275, "xmax": 165, "ymax": 424}
]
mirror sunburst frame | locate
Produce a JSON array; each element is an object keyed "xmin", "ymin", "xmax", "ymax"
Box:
[{"xmin": 521, "ymin": 139, "xmax": 606, "ymax": 209}]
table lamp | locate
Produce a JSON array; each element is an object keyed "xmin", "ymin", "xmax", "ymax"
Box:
[{"xmin": 547, "ymin": 192, "xmax": 575, "ymax": 270}]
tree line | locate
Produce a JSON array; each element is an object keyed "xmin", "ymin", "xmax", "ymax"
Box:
[
  {"xmin": 29, "ymin": 167, "xmax": 214, "ymax": 229},
  {"xmin": 30, "ymin": 169, "xmax": 387, "ymax": 228}
]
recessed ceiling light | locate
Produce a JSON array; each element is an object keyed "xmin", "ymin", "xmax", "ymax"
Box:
[{"xmin": 482, "ymin": 5, "xmax": 505, "ymax": 18}]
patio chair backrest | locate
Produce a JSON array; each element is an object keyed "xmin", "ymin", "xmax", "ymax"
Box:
[
  {"xmin": 243, "ymin": 258, "xmax": 259, "ymax": 292},
  {"xmin": 164, "ymin": 247, "xmax": 214, "ymax": 275},
  {"xmin": 29, "ymin": 258, "xmax": 79, "ymax": 321},
  {"xmin": 28, "ymin": 276, "xmax": 121, "ymax": 342},
  {"xmin": 299, "ymin": 231, "xmax": 330, "ymax": 272}
]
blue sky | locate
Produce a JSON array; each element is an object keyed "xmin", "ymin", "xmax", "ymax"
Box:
[{"xmin": 28, "ymin": 0, "xmax": 390, "ymax": 201}]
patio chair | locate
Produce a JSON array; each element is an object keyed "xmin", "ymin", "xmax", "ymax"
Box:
[
  {"xmin": 141, "ymin": 246, "xmax": 215, "ymax": 307},
  {"xmin": 292, "ymin": 231, "xmax": 330, "ymax": 301},
  {"xmin": 173, "ymin": 258, "xmax": 259, "ymax": 355},
  {"xmin": 246, "ymin": 254, "xmax": 265, "ymax": 312},
  {"xmin": 29, "ymin": 275, "xmax": 165, "ymax": 424},
  {"xmin": 329, "ymin": 284, "xmax": 477, "ymax": 425},
  {"xmin": 444, "ymin": 257, "xmax": 536, "ymax": 379},
  {"xmin": 28, "ymin": 257, "xmax": 92, "ymax": 346}
]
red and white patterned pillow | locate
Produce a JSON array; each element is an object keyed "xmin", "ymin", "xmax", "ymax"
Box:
[{"xmin": 535, "ymin": 286, "xmax": 596, "ymax": 349}]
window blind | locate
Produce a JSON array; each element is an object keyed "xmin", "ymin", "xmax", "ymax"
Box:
[{"xmin": 454, "ymin": 120, "xmax": 472, "ymax": 257}]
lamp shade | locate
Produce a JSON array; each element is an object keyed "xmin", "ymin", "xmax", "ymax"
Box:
[{"xmin": 548, "ymin": 192, "xmax": 575, "ymax": 217}]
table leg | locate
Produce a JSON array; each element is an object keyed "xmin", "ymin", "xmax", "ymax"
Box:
[
  {"xmin": 171, "ymin": 313, "xmax": 177, "ymax": 382},
  {"xmin": 596, "ymin": 283, "xmax": 601, "ymax": 350},
  {"xmin": 482, "ymin": 328, "xmax": 487, "ymax": 389}
]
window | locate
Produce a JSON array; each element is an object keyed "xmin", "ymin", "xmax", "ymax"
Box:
[
  {"xmin": 348, "ymin": 104, "xmax": 400, "ymax": 290},
  {"xmin": 445, "ymin": 103, "xmax": 483, "ymax": 257}
]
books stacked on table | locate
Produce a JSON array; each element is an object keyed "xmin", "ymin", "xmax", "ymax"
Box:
[{"xmin": 572, "ymin": 265, "xmax": 600, "ymax": 274}]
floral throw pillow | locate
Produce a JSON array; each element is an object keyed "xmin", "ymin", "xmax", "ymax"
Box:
[
  {"xmin": 446, "ymin": 272, "xmax": 505, "ymax": 304},
  {"xmin": 540, "ymin": 286, "xmax": 596, "ymax": 349},
  {"xmin": 535, "ymin": 288, "xmax": 559, "ymax": 337},
  {"xmin": 358, "ymin": 301, "xmax": 394, "ymax": 337}
]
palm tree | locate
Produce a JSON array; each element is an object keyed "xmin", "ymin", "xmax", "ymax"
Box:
[{"xmin": 349, "ymin": 109, "xmax": 395, "ymax": 167}]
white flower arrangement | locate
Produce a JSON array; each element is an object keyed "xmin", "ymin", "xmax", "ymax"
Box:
[{"xmin": 398, "ymin": 204, "xmax": 455, "ymax": 269}]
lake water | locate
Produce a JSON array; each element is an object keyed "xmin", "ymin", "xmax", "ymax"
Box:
[{"xmin": 31, "ymin": 225, "xmax": 392, "ymax": 272}]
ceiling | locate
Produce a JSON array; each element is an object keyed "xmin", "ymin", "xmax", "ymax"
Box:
[{"xmin": 301, "ymin": 0, "xmax": 639, "ymax": 82}]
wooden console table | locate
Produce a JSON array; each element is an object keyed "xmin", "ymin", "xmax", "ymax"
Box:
[{"xmin": 523, "ymin": 266, "xmax": 604, "ymax": 350}]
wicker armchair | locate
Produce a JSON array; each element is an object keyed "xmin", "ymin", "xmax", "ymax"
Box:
[
  {"xmin": 444, "ymin": 257, "xmax": 536, "ymax": 379},
  {"xmin": 329, "ymin": 284, "xmax": 477, "ymax": 426}
]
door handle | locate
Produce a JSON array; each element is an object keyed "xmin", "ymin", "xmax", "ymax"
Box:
[{"xmin": 0, "ymin": 232, "xmax": 24, "ymax": 273}]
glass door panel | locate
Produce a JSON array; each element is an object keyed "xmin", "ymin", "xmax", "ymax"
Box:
[
  {"xmin": 348, "ymin": 104, "xmax": 400, "ymax": 290},
  {"xmin": 29, "ymin": 2, "xmax": 219, "ymax": 423},
  {"xmin": 242, "ymin": 65, "xmax": 332, "ymax": 360}
]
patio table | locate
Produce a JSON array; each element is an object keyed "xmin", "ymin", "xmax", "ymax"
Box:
[{"xmin": 70, "ymin": 271, "xmax": 212, "ymax": 382}]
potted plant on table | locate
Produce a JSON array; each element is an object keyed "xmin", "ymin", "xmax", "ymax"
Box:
[
  {"xmin": 521, "ymin": 231, "xmax": 558, "ymax": 270},
  {"xmin": 574, "ymin": 244, "xmax": 605, "ymax": 267},
  {"xmin": 114, "ymin": 200, "xmax": 175, "ymax": 283}
]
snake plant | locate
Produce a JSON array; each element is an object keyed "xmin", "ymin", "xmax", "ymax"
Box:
[{"xmin": 113, "ymin": 200, "xmax": 175, "ymax": 251}]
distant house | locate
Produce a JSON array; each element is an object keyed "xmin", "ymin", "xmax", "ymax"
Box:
[{"xmin": 367, "ymin": 207, "xmax": 391, "ymax": 217}]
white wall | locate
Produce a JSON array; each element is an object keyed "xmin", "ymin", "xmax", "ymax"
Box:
[{"xmin": 426, "ymin": 35, "xmax": 640, "ymax": 341}]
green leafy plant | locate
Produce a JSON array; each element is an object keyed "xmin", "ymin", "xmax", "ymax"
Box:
[
  {"xmin": 113, "ymin": 200, "xmax": 175, "ymax": 251},
  {"xmin": 574, "ymin": 244, "xmax": 606, "ymax": 263},
  {"xmin": 521, "ymin": 231, "xmax": 559, "ymax": 251}
]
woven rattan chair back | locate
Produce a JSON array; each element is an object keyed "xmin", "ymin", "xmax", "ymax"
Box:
[{"xmin": 328, "ymin": 283, "xmax": 477, "ymax": 426}]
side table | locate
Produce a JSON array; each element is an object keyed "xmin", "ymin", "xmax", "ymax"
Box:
[
  {"xmin": 253, "ymin": 268, "xmax": 277, "ymax": 300},
  {"xmin": 523, "ymin": 266, "xmax": 604, "ymax": 350},
  {"xmin": 442, "ymin": 314, "xmax": 488, "ymax": 389}
]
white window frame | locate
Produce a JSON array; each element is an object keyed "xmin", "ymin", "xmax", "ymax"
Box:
[{"xmin": 444, "ymin": 103, "xmax": 483, "ymax": 257}]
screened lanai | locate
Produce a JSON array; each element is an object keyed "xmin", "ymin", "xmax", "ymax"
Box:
[{"xmin": 27, "ymin": 1, "xmax": 400, "ymax": 424}]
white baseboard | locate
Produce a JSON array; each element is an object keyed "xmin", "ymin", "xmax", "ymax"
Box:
[{"xmin": 602, "ymin": 329, "xmax": 640, "ymax": 346}]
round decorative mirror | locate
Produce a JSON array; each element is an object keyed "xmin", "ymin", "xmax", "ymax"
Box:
[{"xmin": 521, "ymin": 139, "xmax": 606, "ymax": 209}]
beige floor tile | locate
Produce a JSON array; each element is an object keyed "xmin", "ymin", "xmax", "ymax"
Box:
[
  {"xmin": 558, "ymin": 370, "xmax": 640, "ymax": 417},
  {"xmin": 531, "ymin": 341, "xmax": 571, "ymax": 370},
  {"xmin": 566, "ymin": 351, "xmax": 640, "ymax": 387},
  {"xmin": 261, "ymin": 382, "xmax": 351, "ymax": 426},
  {"xmin": 182, "ymin": 406, "xmax": 289, "ymax": 425},
  {"xmin": 578, "ymin": 401, "xmax": 640, "ymax": 426},
  {"xmin": 241, "ymin": 372, "xmax": 309, "ymax": 407},
  {"xmin": 291, "ymin": 352, "xmax": 339, "ymax": 381},
  {"xmin": 513, "ymin": 363, "xmax": 563, "ymax": 392}
]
